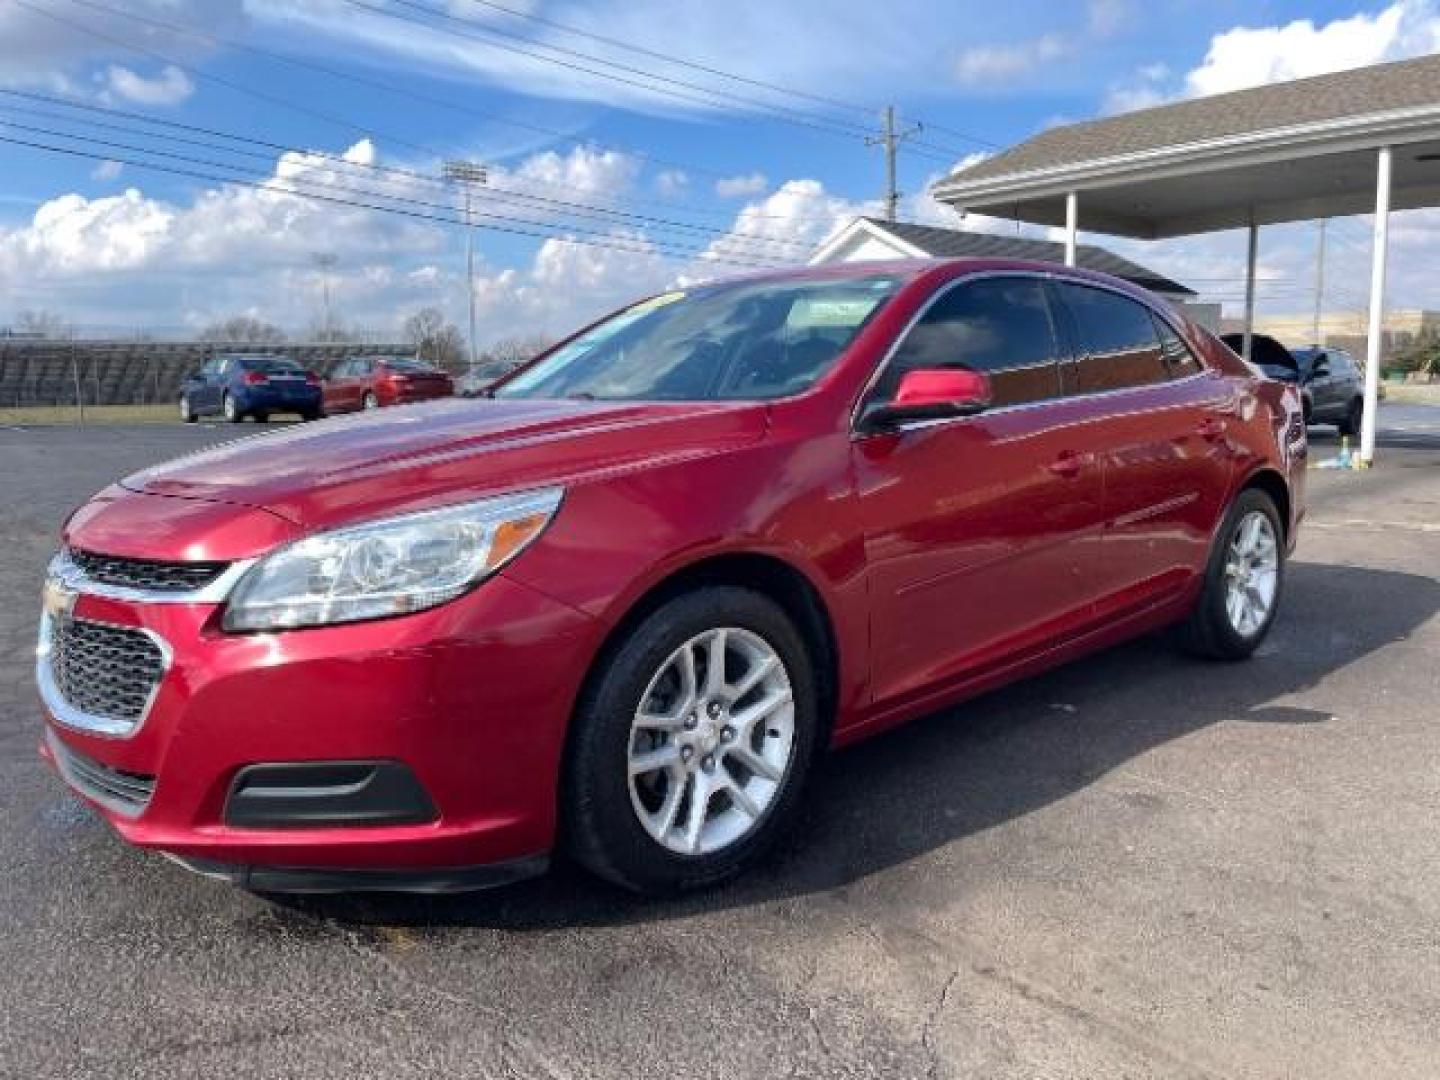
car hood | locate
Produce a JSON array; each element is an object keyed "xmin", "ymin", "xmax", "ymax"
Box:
[{"xmin": 120, "ymin": 397, "xmax": 770, "ymax": 532}]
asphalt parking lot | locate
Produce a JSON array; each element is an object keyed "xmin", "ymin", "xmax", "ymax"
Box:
[{"xmin": 2, "ymin": 406, "xmax": 1438, "ymax": 1079}]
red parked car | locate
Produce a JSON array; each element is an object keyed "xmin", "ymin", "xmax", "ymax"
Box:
[
  {"xmin": 321, "ymin": 355, "xmax": 453, "ymax": 413},
  {"xmin": 37, "ymin": 261, "xmax": 1305, "ymax": 895}
]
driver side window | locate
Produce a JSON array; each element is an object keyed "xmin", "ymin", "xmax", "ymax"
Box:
[{"xmin": 873, "ymin": 276, "xmax": 1062, "ymax": 408}]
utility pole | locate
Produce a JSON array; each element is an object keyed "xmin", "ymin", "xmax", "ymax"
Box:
[
  {"xmin": 443, "ymin": 160, "xmax": 488, "ymax": 373},
  {"xmin": 865, "ymin": 106, "xmax": 923, "ymax": 222},
  {"xmin": 1312, "ymin": 219, "xmax": 1327, "ymax": 346}
]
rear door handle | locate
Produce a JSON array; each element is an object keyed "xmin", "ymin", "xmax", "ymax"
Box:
[{"xmin": 1047, "ymin": 451, "xmax": 1088, "ymax": 478}]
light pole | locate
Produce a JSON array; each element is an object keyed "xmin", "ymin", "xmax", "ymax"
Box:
[
  {"xmin": 312, "ymin": 252, "xmax": 338, "ymax": 341},
  {"xmin": 442, "ymin": 160, "xmax": 488, "ymax": 372}
]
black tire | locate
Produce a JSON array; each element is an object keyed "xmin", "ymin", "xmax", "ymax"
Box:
[
  {"xmin": 222, "ymin": 392, "xmax": 243, "ymax": 423},
  {"xmin": 1179, "ymin": 488, "xmax": 1285, "ymax": 660},
  {"xmin": 253, "ymin": 411, "xmax": 270, "ymax": 424},
  {"xmin": 302, "ymin": 409, "xmax": 323, "ymax": 422},
  {"xmin": 179, "ymin": 396, "xmax": 197, "ymax": 424},
  {"xmin": 1336, "ymin": 397, "xmax": 1362, "ymax": 437},
  {"xmin": 563, "ymin": 586, "xmax": 820, "ymax": 894}
]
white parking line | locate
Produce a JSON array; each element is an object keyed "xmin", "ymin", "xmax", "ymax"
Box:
[{"xmin": 1306, "ymin": 518, "xmax": 1440, "ymax": 533}]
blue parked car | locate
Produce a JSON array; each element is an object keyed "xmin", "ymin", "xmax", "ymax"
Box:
[{"xmin": 180, "ymin": 355, "xmax": 324, "ymax": 424}]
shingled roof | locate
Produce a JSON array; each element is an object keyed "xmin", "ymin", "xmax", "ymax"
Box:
[
  {"xmin": 949, "ymin": 52, "xmax": 1440, "ymax": 187},
  {"xmin": 843, "ymin": 218, "xmax": 1193, "ymax": 296}
]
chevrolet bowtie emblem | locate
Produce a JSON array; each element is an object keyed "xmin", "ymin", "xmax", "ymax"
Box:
[{"xmin": 42, "ymin": 578, "xmax": 78, "ymax": 622}]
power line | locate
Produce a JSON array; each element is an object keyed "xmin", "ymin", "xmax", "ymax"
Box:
[
  {"xmin": 448, "ymin": 0, "xmax": 1000, "ymax": 150},
  {"xmin": 0, "ymin": 95, "xmax": 818, "ymax": 255},
  {"xmin": 27, "ymin": 0, "xmax": 871, "ymax": 225},
  {"xmin": 0, "ymin": 117, "xmax": 791, "ymax": 266},
  {"xmin": 54, "ymin": 0, "xmax": 768, "ymax": 193},
  {"xmin": 0, "ymin": 131, "xmax": 784, "ymax": 270},
  {"xmin": 353, "ymin": 0, "xmax": 880, "ymax": 141}
]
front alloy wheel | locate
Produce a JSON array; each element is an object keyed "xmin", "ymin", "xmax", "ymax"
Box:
[
  {"xmin": 628, "ymin": 628, "xmax": 795, "ymax": 856},
  {"xmin": 565, "ymin": 586, "xmax": 818, "ymax": 894}
]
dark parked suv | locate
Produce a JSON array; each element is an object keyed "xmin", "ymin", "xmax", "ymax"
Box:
[
  {"xmin": 180, "ymin": 355, "xmax": 323, "ymax": 424},
  {"xmin": 1221, "ymin": 333, "xmax": 1365, "ymax": 435}
]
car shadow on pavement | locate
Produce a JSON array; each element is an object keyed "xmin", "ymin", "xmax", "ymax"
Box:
[{"xmin": 276, "ymin": 560, "xmax": 1439, "ymax": 932}]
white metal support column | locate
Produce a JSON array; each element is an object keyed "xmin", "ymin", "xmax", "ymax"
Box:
[
  {"xmin": 1242, "ymin": 221, "xmax": 1259, "ymax": 361},
  {"xmin": 1064, "ymin": 191, "xmax": 1078, "ymax": 267},
  {"xmin": 1360, "ymin": 146, "xmax": 1392, "ymax": 465}
]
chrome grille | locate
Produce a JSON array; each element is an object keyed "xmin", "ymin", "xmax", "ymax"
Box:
[
  {"xmin": 47, "ymin": 731, "xmax": 155, "ymax": 816},
  {"xmin": 48, "ymin": 618, "xmax": 165, "ymax": 727},
  {"xmin": 68, "ymin": 549, "xmax": 228, "ymax": 593}
]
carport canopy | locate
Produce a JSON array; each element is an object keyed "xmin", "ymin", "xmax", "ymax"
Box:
[{"xmin": 931, "ymin": 53, "xmax": 1440, "ymax": 464}]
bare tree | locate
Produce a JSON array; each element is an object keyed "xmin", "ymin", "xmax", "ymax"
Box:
[
  {"xmin": 403, "ymin": 307, "xmax": 466, "ymax": 371},
  {"xmin": 304, "ymin": 318, "xmax": 356, "ymax": 344},
  {"xmin": 200, "ymin": 315, "xmax": 287, "ymax": 344},
  {"xmin": 482, "ymin": 333, "xmax": 555, "ymax": 366},
  {"xmin": 13, "ymin": 309, "xmax": 68, "ymax": 338}
]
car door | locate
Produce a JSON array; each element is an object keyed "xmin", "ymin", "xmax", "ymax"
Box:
[
  {"xmin": 323, "ymin": 359, "xmax": 351, "ymax": 413},
  {"xmin": 183, "ymin": 359, "xmax": 213, "ymax": 414},
  {"xmin": 1049, "ymin": 282, "xmax": 1234, "ymax": 621},
  {"xmin": 350, "ymin": 358, "xmax": 375, "ymax": 409},
  {"xmin": 853, "ymin": 273, "xmax": 1108, "ymax": 711},
  {"xmin": 1305, "ymin": 351, "xmax": 1333, "ymax": 419},
  {"xmin": 199, "ymin": 357, "xmax": 229, "ymax": 413}
]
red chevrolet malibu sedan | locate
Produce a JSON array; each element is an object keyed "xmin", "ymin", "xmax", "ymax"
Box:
[{"xmin": 37, "ymin": 260, "xmax": 1305, "ymax": 895}]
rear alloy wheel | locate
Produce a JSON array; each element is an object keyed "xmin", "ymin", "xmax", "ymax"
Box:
[
  {"xmin": 222, "ymin": 392, "xmax": 243, "ymax": 423},
  {"xmin": 362, "ymin": 391, "xmax": 379, "ymax": 411},
  {"xmin": 179, "ymin": 395, "xmax": 197, "ymax": 424},
  {"xmin": 1180, "ymin": 488, "xmax": 1284, "ymax": 660},
  {"xmin": 565, "ymin": 587, "xmax": 818, "ymax": 893},
  {"xmin": 1337, "ymin": 398, "xmax": 1362, "ymax": 437}
]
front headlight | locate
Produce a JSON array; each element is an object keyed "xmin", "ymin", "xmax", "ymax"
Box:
[{"xmin": 223, "ymin": 487, "xmax": 563, "ymax": 632}]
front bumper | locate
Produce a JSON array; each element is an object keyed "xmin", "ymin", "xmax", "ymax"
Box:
[{"xmin": 37, "ymin": 573, "xmax": 599, "ymax": 887}]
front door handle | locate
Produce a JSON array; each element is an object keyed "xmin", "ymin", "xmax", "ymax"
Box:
[
  {"xmin": 1197, "ymin": 417, "xmax": 1226, "ymax": 441},
  {"xmin": 1047, "ymin": 451, "xmax": 1088, "ymax": 478}
]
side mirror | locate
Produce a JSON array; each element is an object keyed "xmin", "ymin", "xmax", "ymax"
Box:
[{"xmin": 862, "ymin": 368, "xmax": 992, "ymax": 432}]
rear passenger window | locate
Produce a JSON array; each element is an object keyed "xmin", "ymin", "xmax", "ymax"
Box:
[
  {"xmin": 1060, "ymin": 284, "xmax": 1169, "ymax": 392},
  {"xmin": 876, "ymin": 276, "xmax": 1062, "ymax": 408},
  {"xmin": 1151, "ymin": 314, "xmax": 1202, "ymax": 377}
]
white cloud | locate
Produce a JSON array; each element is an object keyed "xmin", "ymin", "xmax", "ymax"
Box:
[
  {"xmin": 245, "ymin": 0, "xmax": 958, "ymax": 115},
  {"xmin": 655, "ymin": 169, "xmax": 689, "ymax": 197},
  {"xmin": 99, "ymin": 64, "xmax": 196, "ymax": 107},
  {"xmin": 715, "ymin": 172, "xmax": 768, "ymax": 198},
  {"xmin": 90, "ymin": 160, "xmax": 124, "ymax": 183},
  {"xmin": 0, "ymin": 1, "xmax": 239, "ymax": 98},
  {"xmin": 955, "ymin": 33, "xmax": 1069, "ymax": 85},
  {"xmin": 1085, "ymin": 0, "xmax": 1132, "ymax": 38},
  {"xmin": 1109, "ymin": 1, "xmax": 1440, "ymax": 113},
  {"xmin": 505, "ymin": 145, "xmax": 639, "ymax": 198},
  {"xmin": 1183, "ymin": 3, "xmax": 1425, "ymax": 97}
]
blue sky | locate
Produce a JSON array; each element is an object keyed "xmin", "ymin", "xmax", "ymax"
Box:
[{"xmin": 1, "ymin": 0, "xmax": 1437, "ymax": 341}]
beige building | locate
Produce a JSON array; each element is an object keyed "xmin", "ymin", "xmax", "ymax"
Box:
[{"xmin": 1219, "ymin": 309, "xmax": 1440, "ymax": 365}]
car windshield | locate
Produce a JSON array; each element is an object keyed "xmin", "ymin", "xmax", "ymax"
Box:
[{"xmin": 494, "ymin": 274, "xmax": 903, "ymax": 402}]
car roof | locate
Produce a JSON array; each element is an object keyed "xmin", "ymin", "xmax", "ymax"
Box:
[{"xmin": 684, "ymin": 256, "xmax": 1169, "ymax": 304}]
